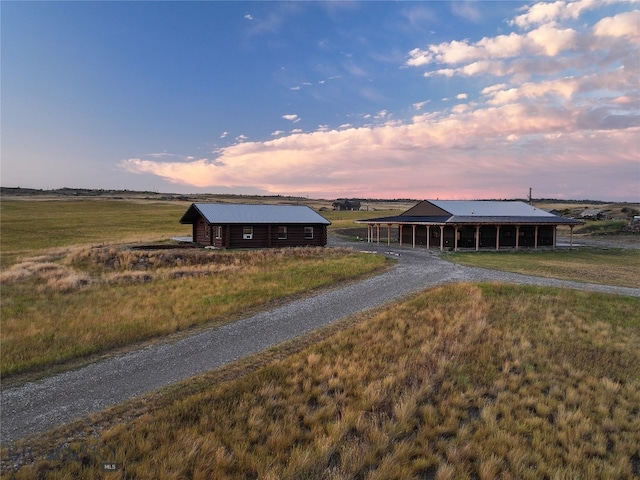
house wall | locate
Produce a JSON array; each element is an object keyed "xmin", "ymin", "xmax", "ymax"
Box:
[
  {"xmin": 194, "ymin": 219, "xmax": 213, "ymax": 246},
  {"xmin": 194, "ymin": 224, "xmax": 327, "ymax": 248}
]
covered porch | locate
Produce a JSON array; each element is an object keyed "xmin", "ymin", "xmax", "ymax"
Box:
[{"xmin": 361, "ymin": 221, "xmax": 578, "ymax": 251}]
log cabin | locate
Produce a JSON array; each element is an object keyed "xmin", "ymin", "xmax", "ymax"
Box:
[{"xmin": 180, "ymin": 203, "xmax": 331, "ymax": 248}]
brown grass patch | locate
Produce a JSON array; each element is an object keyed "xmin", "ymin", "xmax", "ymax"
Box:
[
  {"xmin": 5, "ymin": 283, "xmax": 638, "ymax": 479},
  {"xmin": 1, "ymin": 245, "xmax": 389, "ymax": 377}
]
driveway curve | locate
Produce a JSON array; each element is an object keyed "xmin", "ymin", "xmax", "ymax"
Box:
[{"xmin": 2, "ymin": 237, "xmax": 639, "ymax": 444}]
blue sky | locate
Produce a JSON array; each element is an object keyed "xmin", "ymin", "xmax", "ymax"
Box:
[{"xmin": 2, "ymin": 1, "xmax": 638, "ymax": 201}]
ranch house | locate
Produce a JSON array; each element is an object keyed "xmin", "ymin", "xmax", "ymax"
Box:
[
  {"xmin": 357, "ymin": 200, "xmax": 584, "ymax": 251},
  {"xmin": 180, "ymin": 203, "xmax": 331, "ymax": 248}
]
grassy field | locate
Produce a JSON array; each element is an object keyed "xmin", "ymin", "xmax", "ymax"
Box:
[
  {"xmin": 445, "ymin": 248, "xmax": 640, "ymax": 288},
  {"xmin": 0, "ymin": 199, "xmax": 390, "ymax": 377},
  {"xmin": 0, "ymin": 246, "xmax": 389, "ymax": 377},
  {"xmin": 0, "ymin": 200, "xmax": 192, "ymax": 267},
  {"xmin": 5, "ymin": 283, "xmax": 639, "ymax": 479},
  {"xmin": 3, "ymin": 196, "xmax": 639, "ymax": 478}
]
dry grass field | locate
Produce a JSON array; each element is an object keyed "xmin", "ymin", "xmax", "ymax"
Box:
[
  {"xmin": 0, "ymin": 197, "xmax": 393, "ymax": 377},
  {"xmin": 0, "ymin": 244, "xmax": 389, "ymax": 378},
  {"xmin": 446, "ymin": 248, "xmax": 640, "ymax": 288},
  {"xmin": 4, "ymin": 283, "xmax": 639, "ymax": 479},
  {"xmin": 2, "ymin": 193, "xmax": 639, "ymax": 479}
]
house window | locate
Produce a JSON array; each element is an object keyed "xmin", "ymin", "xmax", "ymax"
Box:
[
  {"xmin": 304, "ymin": 226, "xmax": 314, "ymax": 239},
  {"xmin": 278, "ymin": 226, "xmax": 287, "ymax": 239},
  {"xmin": 243, "ymin": 226, "xmax": 253, "ymax": 240},
  {"xmin": 215, "ymin": 226, "xmax": 222, "ymax": 239}
]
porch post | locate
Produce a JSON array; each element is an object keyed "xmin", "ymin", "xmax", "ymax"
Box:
[
  {"xmin": 570, "ymin": 225, "xmax": 574, "ymax": 250},
  {"xmin": 475, "ymin": 225, "xmax": 480, "ymax": 251},
  {"xmin": 454, "ymin": 226, "xmax": 459, "ymax": 251},
  {"xmin": 515, "ymin": 225, "xmax": 520, "ymax": 250},
  {"xmin": 387, "ymin": 224, "xmax": 392, "ymax": 246},
  {"xmin": 426, "ymin": 226, "xmax": 430, "ymax": 250},
  {"xmin": 534, "ymin": 225, "xmax": 539, "ymax": 250},
  {"xmin": 399, "ymin": 224, "xmax": 403, "ymax": 246},
  {"xmin": 412, "ymin": 225, "xmax": 416, "ymax": 248},
  {"xmin": 440, "ymin": 225, "xmax": 444, "ymax": 251},
  {"xmin": 553, "ymin": 226, "xmax": 557, "ymax": 250},
  {"xmin": 376, "ymin": 224, "xmax": 380, "ymax": 244},
  {"xmin": 495, "ymin": 225, "xmax": 501, "ymax": 251}
]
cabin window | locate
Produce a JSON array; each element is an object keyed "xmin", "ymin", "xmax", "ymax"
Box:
[
  {"xmin": 243, "ymin": 226, "xmax": 253, "ymax": 240},
  {"xmin": 215, "ymin": 226, "xmax": 222, "ymax": 239},
  {"xmin": 278, "ymin": 226, "xmax": 287, "ymax": 239},
  {"xmin": 304, "ymin": 226, "xmax": 314, "ymax": 239}
]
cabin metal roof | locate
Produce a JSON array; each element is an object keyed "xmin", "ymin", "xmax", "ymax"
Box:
[{"xmin": 180, "ymin": 203, "xmax": 331, "ymax": 225}]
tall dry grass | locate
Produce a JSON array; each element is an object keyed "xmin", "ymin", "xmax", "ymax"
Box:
[
  {"xmin": 6, "ymin": 283, "xmax": 638, "ymax": 479},
  {"xmin": 1, "ymin": 246, "xmax": 388, "ymax": 377}
]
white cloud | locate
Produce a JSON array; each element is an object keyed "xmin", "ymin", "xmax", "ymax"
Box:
[
  {"xmin": 244, "ymin": 14, "xmax": 253, "ymax": 21},
  {"xmin": 594, "ymin": 10, "xmax": 640, "ymax": 39},
  {"xmin": 271, "ymin": 130, "xmax": 285, "ymax": 136},
  {"xmin": 510, "ymin": 0, "xmax": 599, "ymax": 29},
  {"xmin": 456, "ymin": 93, "xmax": 468, "ymax": 100},
  {"xmin": 220, "ymin": 131, "xmax": 229, "ymax": 139},
  {"xmin": 282, "ymin": 114, "xmax": 301, "ymax": 123},
  {"xmin": 408, "ymin": 23, "xmax": 578, "ymax": 71}
]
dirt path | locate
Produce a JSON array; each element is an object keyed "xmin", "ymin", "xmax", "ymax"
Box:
[{"xmin": 2, "ymin": 237, "xmax": 639, "ymax": 444}]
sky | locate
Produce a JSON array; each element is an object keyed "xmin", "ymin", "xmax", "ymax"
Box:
[{"xmin": 1, "ymin": 1, "xmax": 638, "ymax": 201}]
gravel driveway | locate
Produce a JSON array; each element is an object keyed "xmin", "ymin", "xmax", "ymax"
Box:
[{"xmin": 2, "ymin": 237, "xmax": 639, "ymax": 444}]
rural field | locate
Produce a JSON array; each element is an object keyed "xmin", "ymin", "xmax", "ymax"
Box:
[
  {"xmin": 0, "ymin": 196, "xmax": 390, "ymax": 378},
  {"xmin": 1, "ymin": 192, "xmax": 639, "ymax": 479}
]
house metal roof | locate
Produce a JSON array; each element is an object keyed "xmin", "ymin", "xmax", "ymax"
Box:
[
  {"xmin": 180, "ymin": 203, "xmax": 331, "ymax": 225},
  {"xmin": 427, "ymin": 200, "xmax": 555, "ymax": 217},
  {"xmin": 357, "ymin": 200, "xmax": 582, "ymax": 225}
]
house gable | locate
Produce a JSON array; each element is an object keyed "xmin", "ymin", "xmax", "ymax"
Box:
[{"xmin": 401, "ymin": 200, "xmax": 451, "ymax": 217}]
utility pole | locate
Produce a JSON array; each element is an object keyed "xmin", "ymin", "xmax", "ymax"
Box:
[{"xmin": 528, "ymin": 187, "xmax": 532, "ymax": 204}]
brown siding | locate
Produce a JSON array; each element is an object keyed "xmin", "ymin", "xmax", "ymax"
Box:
[
  {"xmin": 225, "ymin": 224, "xmax": 327, "ymax": 249},
  {"xmin": 194, "ymin": 219, "xmax": 212, "ymax": 245}
]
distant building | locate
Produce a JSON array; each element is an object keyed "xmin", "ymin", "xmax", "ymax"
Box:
[
  {"xmin": 180, "ymin": 203, "xmax": 331, "ymax": 248},
  {"xmin": 580, "ymin": 209, "xmax": 606, "ymax": 220},
  {"xmin": 357, "ymin": 199, "xmax": 584, "ymax": 250},
  {"xmin": 332, "ymin": 199, "xmax": 361, "ymax": 211}
]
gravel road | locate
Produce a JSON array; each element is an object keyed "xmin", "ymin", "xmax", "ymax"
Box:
[{"xmin": 2, "ymin": 237, "xmax": 639, "ymax": 445}]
